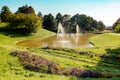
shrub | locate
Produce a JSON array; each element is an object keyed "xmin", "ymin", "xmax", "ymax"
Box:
[
  {"xmin": 106, "ymin": 48, "xmax": 120, "ymax": 57},
  {"xmin": 80, "ymin": 70, "xmax": 101, "ymax": 78},
  {"xmin": 63, "ymin": 67, "xmax": 81, "ymax": 76},
  {"xmin": 11, "ymin": 50, "xmax": 103, "ymax": 78},
  {"xmin": 9, "ymin": 13, "xmax": 43, "ymax": 34},
  {"xmin": 100, "ymin": 73, "xmax": 112, "ymax": 78},
  {"xmin": 11, "ymin": 51, "xmax": 62, "ymax": 74}
]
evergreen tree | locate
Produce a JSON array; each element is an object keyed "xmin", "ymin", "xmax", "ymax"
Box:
[
  {"xmin": 43, "ymin": 13, "xmax": 57, "ymax": 32},
  {"xmin": 37, "ymin": 11, "xmax": 43, "ymax": 17},
  {"xmin": 0, "ymin": 6, "xmax": 12, "ymax": 22}
]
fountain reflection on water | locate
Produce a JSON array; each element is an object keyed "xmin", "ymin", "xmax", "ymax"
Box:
[{"xmin": 15, "ymin": 23, "xmax": 93, "ymax": 48}]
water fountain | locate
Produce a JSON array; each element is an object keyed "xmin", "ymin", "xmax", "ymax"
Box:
[
  {"xmin": 57, "ymin": 23, "xmax": 65, "ymax": 38},
  {"xmin": 76, "ymin": 24, "xmax": 80, "ymax": 34},
  {"xmin": 57, "ymin": 23, "xmax": 71, "ymax": 44},
  {"xmin": 16, "ymin": 23, "xmax": 93, "ymax": 48}
]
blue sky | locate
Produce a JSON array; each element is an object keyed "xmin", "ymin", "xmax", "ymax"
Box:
[{"xmin": 0, "ymin": 0, "xmax": 120, "ymax": 26}]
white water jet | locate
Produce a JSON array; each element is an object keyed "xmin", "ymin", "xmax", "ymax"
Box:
[
  {"xmin": 76, "ymin": 24, "xmax": 80, "ymax": 34},
  {"xmin": 57, "ymin": 23, "xmax": 65, "ymax": 38}
]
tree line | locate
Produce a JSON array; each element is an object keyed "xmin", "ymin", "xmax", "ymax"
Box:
[
  {"xmin": 43, "ymin": 13, "xmax": 106, "ymax": 33},
  {"xmin": 3, "ymin": 5, "xmax": 120, "ymax": 35}
]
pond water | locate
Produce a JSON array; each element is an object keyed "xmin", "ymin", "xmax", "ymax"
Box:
[{"xmin": 15, "ymin": 33, "xmax": 94, "ymax": 48}]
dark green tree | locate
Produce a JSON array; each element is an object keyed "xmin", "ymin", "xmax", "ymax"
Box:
[
  {"xmin": 0, "ymin": 6, "xmax": 12, "ymax": 22},
  {"xmin": 16, "ymin": 5, "xmax": 35, "ymax": 14},
  {"xmin": 90, "ymin": 18, "xmax": 98, "ymax": 31},
  {"xmin": 97, "ymin": 21, "xmax": 105, "ymax": 31},
  {"xmin": 0, "ymin": 16, "xmax": 1, "ymax": 23},
  {"xmin": 70, "ymin": 14, "xmax": 79, "ymax": 32},
  {"xmin": 78, "ymin": 14, "xmax": 92, "ymax": 31},
  {"xmin": 37, "ymin": 11, "xmax": 43, "ymax": 17},
  {"xmin": 55, "ymin": 12, "xmax": 63, "ymax": 26},
  {"xmin": 62, "ymin": 14, "xmax": 71, "ymax": 33},
  {"xmin": 0, "ymin": 19, "xmax": 1, "ymax": 23},
  {"xmin": 43, "ymin": 13, "xmax": 57, "ymax": 32}
]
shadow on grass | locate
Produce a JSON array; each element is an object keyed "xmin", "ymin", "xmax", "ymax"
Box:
[
  {"xmin": 0, "ymin": 24, "xmax": 30, "ymax": 37},
  {"xmin": 94, "ymin": 47, "xmax": 120, "ymax": 78}
]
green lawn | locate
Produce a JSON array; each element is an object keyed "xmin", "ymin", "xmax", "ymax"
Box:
[
  {"xmin": 90, "ymin": 33, "xmax": 120, "ymax": 48},
  {"xmin": 0, "ymin": 23, "xmax": 120, "ymax": 80}
]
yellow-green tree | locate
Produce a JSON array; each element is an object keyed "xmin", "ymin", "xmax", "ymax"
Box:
[
  {"xmin": 9, "ymin": 13, "xmax": 43, "ymax": 34},
  {"xmin": 115, "ymin": 24, "xmax": 120, "ymax": 33}
]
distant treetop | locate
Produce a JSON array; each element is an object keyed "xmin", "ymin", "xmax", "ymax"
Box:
[{"xmin": 16, "ymin": 5, "xmax": 35, "ymax": 14}]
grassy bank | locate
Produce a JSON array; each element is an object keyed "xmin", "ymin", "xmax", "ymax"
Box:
[{"xmin": 0, "ymin": 23, "xmax": 120, "ymax": 80}]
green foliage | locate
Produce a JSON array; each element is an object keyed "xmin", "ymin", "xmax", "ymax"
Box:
[
  {"xmin": 0, "ymin": 18, "xmax": 1, "ymax": 23},
  {"xmin": 0, "ymin": 6, "xmax": 12, "ymax": 22},
  {"xmin": 9, "ymin": 13, "xmax": 43, "ymax": 34},
  {"xmin": 37, "ymin": 11, "xmax": 43, "ymax": 17},
  {"xmin": 106, "ymin": 48, "xmax": 120, "ymax": 56},
  {"xmin": 113, "ymin": 18, "xmax": 120, "ymax": 29},
  {"xmin": 97, "ymin": 21, "xmax": 105, "ymax": 31},
  {"xmin": 43, "ymin": 13, "xmax": 57, "ymax": 32},
  {"xmin": 115, "ymin": 24, "xmax": 120, "ymax": 33},
  {"xmin": 16, "ymin": 5, "xmax": 35, "ymax": 14},
  {"xmin": 56, "ymin": 13, "xmax": 62, "ymax": 24},
  {"xmin": 44, "ymin": 13, "xmax": 106, "ymax": 33}
]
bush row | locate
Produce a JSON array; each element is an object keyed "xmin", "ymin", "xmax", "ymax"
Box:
[{"xmin": 11, "ymin": 50, "xmax": 112, "ymax": 78}]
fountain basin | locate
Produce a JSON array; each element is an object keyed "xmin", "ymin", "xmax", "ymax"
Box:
[{"xmin": 15, "ymin": 33, "xmax": 94, "ymax": 48}]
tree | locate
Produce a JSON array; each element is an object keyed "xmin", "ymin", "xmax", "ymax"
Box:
[
  {"xmin": 55, "ymin": 12, "xmax": 63, "ymax": 26},
  {"xmin": 115, "ymin": 24, "xmax": 120, "ymax": 33},
  {"xmin": 97, "ymin": 21, "xmax": 105, "ymax": 31},
  {"xmin": 43, "ymin": 13, "xmax": 57, "ymax": 32},
  {"xmin": 16, "ymin": 5, "xmax": 35, "ymax": 14},
  {"xmin": 81, "ymin": 15, "xmax": 91, "ymax": 31},
  {"xmin": 113, "ymin": 18, "xmax": 120, "ymax": 30},
  {"xmin": 62, "ymin": 14, "xmax": 71, "ymax": 22},
  {"xmin": 0, "ymin": 6, "xmax": 12, "ymax": 22},
  {"xmin": 0, "ymin": 16, "xmax": 1, "ymax": 23},
  {"xmin": 37, "ymin": 11, "xmax": 43, "ymax": 17},
  {"xmin": 0, "ymin": 19, "xmax": 1, "ymax": 23},
  {"xmin": 61, "ymin": 14, "xmax": 71, "ymax": 33},
  {"xmin": 90, "ymin": 18, "xmax": 98, "ymax": 31},
  {"xmin": 9, "ymin": 13, "xmax": 43, "ymax": 34},
  {"xmin": 70, "ymin": 14, "xmax": 79, "ymax": 33}
]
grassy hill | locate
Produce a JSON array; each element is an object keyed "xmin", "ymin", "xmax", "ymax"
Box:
[{"xmin": 0, "ymin": 23, "xmax": 120, "ymax": 80}]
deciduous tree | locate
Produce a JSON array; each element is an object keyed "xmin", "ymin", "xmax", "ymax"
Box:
[{"xmin": 115, "ymin": 24, "xmax": 120, "ymax": 33}]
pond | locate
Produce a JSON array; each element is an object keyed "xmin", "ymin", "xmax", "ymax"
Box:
[{"xmin": 15, "ymin": 33, "xmax": 94, "ymax": 48}]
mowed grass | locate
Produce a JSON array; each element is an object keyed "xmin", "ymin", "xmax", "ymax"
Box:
[
  {"xmin": 0, "ymin": 23, "xmax": 120, "ymax": 80},
  {"xmin": 76, "ymin": 33, "xmax": 120, "ymax": 54},
  {"xmin": 90, "ymin": 33, "xmax": 120, "ymax": 47}
]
